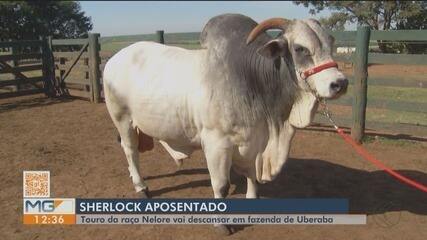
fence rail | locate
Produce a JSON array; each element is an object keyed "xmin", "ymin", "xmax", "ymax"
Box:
[
  {"xmin": 0, "ymin": 64, "xmax": 43, "ymax": 74},
  {"xmin": 334, "ymin": 53, "xmax": 427, "ymax": 65},
  {"xmin": 52, "ymin": 39, "xmax": 89, "ymax": 45},
  {"xmin": 368, "ymin": 53, "xmax": 427, "ymax": 65},
  {"xmin": 330, "ymin": 29, "xmax": 427, "ymax": 41},
  {"xmin": 0, "ymin": 53, "xmax": 42, "ymax": 61},
  {"xmin": 0, "ymin": 40, "xmax": 43, "ymax": 48}
]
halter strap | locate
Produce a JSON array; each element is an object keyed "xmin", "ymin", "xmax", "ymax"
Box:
[{"xmin": 301, "ymin": 61, "xmax": 338, "ymax": 79}]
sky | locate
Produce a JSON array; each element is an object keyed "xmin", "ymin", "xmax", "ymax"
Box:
[{"xmin": 79, "ymin": 1, "xmax": 335, "ymax": 37}]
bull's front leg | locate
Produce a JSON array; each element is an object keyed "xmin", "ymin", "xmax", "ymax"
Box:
[{"xmin": 202, "ymin": 130, "xmax": 233, "ymax": 235}]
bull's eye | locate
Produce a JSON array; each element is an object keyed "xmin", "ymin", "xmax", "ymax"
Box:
[{"xmin": 294, "ymin": 45, "xmax": 311, "ymax": 56}]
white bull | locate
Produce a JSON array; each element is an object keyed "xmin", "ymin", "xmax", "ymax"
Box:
[{"xmin": 103, "ymin": 15, "xmax": 348, "ymax": 232}]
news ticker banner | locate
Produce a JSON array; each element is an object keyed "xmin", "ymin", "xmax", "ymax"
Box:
[
  {"xmin": 23, "ymin": 198, "xmax": 366, "ymax": 225},
  {"xmin": 22, "ymin": 171, "xmax": 365, "ymax": 225}
]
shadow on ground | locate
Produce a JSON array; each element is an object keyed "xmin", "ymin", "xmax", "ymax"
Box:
[
  {"xmin": 147, "ymin": 158, "xmax": 427, "ymax": 215},
  {"xmin": 0, "ymin": 96, "xmax": 74, "ymax": 113}
]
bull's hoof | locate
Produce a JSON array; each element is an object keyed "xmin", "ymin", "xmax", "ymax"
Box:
[
  {"xmin": 139, "ymin": 188, "xmax": 150, "ymax": 199},
  {"xmin": 213, "ymin": 224, "xmax": 232, "ymax": 236}
]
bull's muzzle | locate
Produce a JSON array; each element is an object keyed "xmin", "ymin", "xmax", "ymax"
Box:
[{"xmin": 330, "ymin": 78, "xmax": 348, "ymax": 96}]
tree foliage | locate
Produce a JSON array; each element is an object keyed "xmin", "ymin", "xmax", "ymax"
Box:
[
  {"xmin": 294, "ymin": 1, "xmax": 426, "ymax": 30},
  {"xmin": 0, "ymin": 1, "xmax": 93, "ymax": 40},
  {"xmin": 294, "ymin": 1, "xmax": 427, "ymax": 53}
]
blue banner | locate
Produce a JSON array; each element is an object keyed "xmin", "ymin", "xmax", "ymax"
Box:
[{"xmin": 76, "ymin": 199, "xmax": 348, "ymax": 214}]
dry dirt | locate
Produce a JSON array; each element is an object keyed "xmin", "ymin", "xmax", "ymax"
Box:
[{"xmin": 0, "ymin": 94, "xmax": 426, "ymax": 240}]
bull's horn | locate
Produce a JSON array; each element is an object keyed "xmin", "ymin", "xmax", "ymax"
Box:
[{"xmin": 246, "ymin": 18, "xmax": 291, "ymax": 44}]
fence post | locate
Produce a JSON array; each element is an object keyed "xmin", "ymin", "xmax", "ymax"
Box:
[
  {"xmin": 46, "ymin": 36, "xmax": 56, "ymax": 96},
  {"xmin": 10, "ymin": 45, "xmax": 20, "ymax": 91},
  {"xmin": 351, "ymin": 26, "xmax": 371, "ymax": 143},
  {"xmin": 88, "ymin": 33, "xmax": 101, "ymax": 103},
  {"xmin": 46, "ymin": 36, "xmax": 57, "ymax": 96},
  {"xmin": 40, "ymin": 36, "xmax": 54, "ymax": 97},
  {"xmin": 156, "ymin": 30, "xmax": 164, "ymax": 44}
]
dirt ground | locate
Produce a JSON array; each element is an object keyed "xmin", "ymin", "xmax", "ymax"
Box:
[{"xmin": 0, "ymin": 94, "xmax": 426, "ymax": 240}]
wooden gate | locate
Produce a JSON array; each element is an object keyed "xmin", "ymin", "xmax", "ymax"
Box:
[
  {"xmin": 0, "ymin": 33, "xmax": 101, "ymax": 102},
  {"xmin": 0, "ymin": 39, "xmax": 54, "ymax": 99},
  {"xmin": 52, "ymin": 33, "xmax": 101, "ymax": 103}
]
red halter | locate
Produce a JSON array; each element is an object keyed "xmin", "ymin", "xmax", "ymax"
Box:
[{"xmin": 301, "ymin": 61, "xmax": 338, "ymax": 79}]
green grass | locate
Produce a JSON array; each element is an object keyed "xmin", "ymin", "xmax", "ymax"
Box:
[
  {"xmin": 364, "ymin": 85, "xmax": 427, "ymax": 125},
  {"xmin": 366, "ymin": 108, "xmax": 427, "ymax": 126},
  {"xmin": 329, "ymin": 84, "xmax": 427, "ymax": 126},
  {"xmin": 342, "ymin": 85, "xmax": 427, "ymax": 104},
  {"xmin": 101, "ymin": 32, "xmax": 200, "ymax": 44},
  {"xmin": 101, "ymin": 41, "xmax": 202, "ymax": 52},
  {"xmin": 99, "ymin": 31, "xmax": 280, "ymax": 53},
  {"xmin": 101, "ymin": 32, "xmax": 202, "ymax": 53},
  {"xmin": 101, "ymin": 41, "xmax": 138, "ymax": 53},
  {"xmin": 168, "ymin": 43, "xmax": 202, "ymax": 49},
  {"xmin": 367, "ymin": 85, "xmax": 427, "ymax": 103}
]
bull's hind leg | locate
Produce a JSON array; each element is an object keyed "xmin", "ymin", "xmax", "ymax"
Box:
[
  {"xmin": 116, "ymin": 119, "xmax": 150, "ymax": 198},
  {"xmin": 105, "ymin": 88, "xmax": 149, "ymax": 198}
]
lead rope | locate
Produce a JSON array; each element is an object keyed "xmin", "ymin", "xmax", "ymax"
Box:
[
  {"xmin": 300, "ymin": 73, "xmax": 427, "ymax": 193},
  {"xmin": 321, "ymin": 98, "xmax": 427, "ymax": 193}
]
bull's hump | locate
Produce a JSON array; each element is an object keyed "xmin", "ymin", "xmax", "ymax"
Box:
[{"xmin": 200, "ymin": 14, "xmax": 257, "ymax": 49}]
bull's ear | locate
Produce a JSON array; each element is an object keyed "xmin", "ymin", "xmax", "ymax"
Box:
[{"xmin": 257, "ymin": 39, "xmax": 288, "ymax": 59}]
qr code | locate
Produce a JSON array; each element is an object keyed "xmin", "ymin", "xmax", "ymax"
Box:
[{"xmin": 23, "ymin": 171, "xmax": 50, "ymax": 198}]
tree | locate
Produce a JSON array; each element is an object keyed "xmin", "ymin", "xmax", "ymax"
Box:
[
  {"xmin": 318, "ymin": 13, "xmax": 348, "ymax": 31},
  {"xmin": 397, "ymin": 2, "xmax": 427, "ymax": 53},
  {"xmin": 0, "ymin": 1, "xmax": 93, "ymax": 41},
  {"xmin": 294, "ymin": 1, "xmax": 427, "ymax": 53}
]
